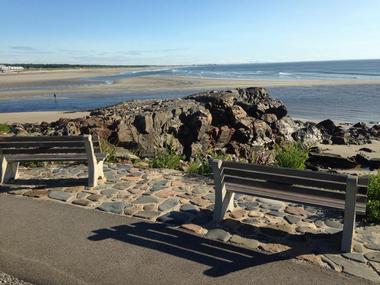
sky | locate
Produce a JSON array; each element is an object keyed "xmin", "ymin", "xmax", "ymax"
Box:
[{"xmin": 1, "ymin": 0, "xmax": 380, "ymax": 65}]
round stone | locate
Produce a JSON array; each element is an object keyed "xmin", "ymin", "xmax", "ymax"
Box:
[{"xmin": 206, "ymin": 228, "xmax": 231, "ymax": 242}]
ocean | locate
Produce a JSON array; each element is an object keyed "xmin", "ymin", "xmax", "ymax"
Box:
[{"xmin": 0, "ymin": 59, "xmax": 379, "ymax": 123}]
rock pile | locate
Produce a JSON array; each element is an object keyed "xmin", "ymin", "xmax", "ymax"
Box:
[
  {"xmin": 293, "ymin": 119, "xmax": 380, "ymax": 146},
  {"xmin": 8, "ymin": 87, "xmax": 380, "ymax": 167},
  {"xmin": 10, "ymin": 87, "xmax": 297, "ymax": 161}
]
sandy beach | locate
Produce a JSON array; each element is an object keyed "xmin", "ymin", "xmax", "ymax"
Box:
[
  {"xmin": 0, "ymin": 111, "xmax": 90, "ymax": 124},
  {"xmin": 1, "ymin": 67, "xmax": 380, "ymax": 100}
]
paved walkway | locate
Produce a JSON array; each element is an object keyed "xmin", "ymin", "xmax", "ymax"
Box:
[
  {"xmin": 0, "ymin": 195, "xmax": 376, "ymax": 285},
  {"xmin": 2, "ymin": 163, "xmax": 380, "ymax": 283}
]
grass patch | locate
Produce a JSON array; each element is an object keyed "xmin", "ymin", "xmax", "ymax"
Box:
[
  {"xmin": 100, "ymin": 139, "xmax": 118, "ymax": 163},
  {"xmin": 150, "ymin": 148, "xmax": 183, "ymax": 170},
  {"xmin": 275, "ymin": 142, "xmax": 309, "ymax": 170},
  {"xmin": 186, "ymin": 151, "xmax": 233, "ymax": 176},
  {"xmin": 367, "ymin": 170, "xmax": 380, "ymax": 223},
  {"xmin": 187, "ymin": 156, "xmax": 212, "ymax": 176},
  {"xmin": 0, "ymin": 124, "xmax": 11, "ymax": 134}
]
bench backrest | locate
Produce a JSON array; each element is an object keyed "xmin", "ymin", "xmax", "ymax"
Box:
[
  {"xmin": 0, "ymin": 135, "xmax": 102, "ymax": 155},
  {"xmin": 214, "ymin": 160, "xmax": 369, "ymax": 214}
]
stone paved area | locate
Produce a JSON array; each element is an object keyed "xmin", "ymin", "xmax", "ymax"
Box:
[
  {"xmin": 1, "ymin": 163, "xmax": 379, "ymax": 283},
  {"xmin": 0, "ymin": 272, "xmax": 33, "ymax": 285}
]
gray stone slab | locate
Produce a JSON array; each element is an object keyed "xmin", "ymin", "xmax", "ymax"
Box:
[
  {"xmin": 238, "ymin": 201, "xmax": 259, "ymax": 210},
  {"xmin": 158, "ymin": 198, "xmax": 179, "ymax": 211},
  {"xmin": 98, "ymin": 201, "xmax": 125, "ymax": 215},
  {"xmin": 325, "ymin": 219, "xmax": 343, "ymax": 229},
  {"xmin": 365, "ymin": 242, "xmax": 380, "ymax": 251},
  {"xmin": 206, "ymin": 228, "xmax": 232, "ymax": 242},
  {"xmin": 150, "ymin": 180, "xmax": 169, "ymax": 192},
  {"xmin": 157, "ymin": 212, "xmax": 191, "ymax": 226},
  {"xmin": 230, "ymin": 234, "xmax": 259, "ymax": 249},
  {"xmin": 257, "ymin": 198, "xmax": 285, "ymax": 208},
  {"xmin": 267, "ymin": 211, "xmax": 285, "ymax": 217},
  {"xmin": 48, "ymin": 191, "xmax": 73, "ymax": 202},
  {"xmin": 324, "ymin": 254, "xmax": 379, "ymax": 283},
  {"xmin": 134, "ymin": 210, "xmax": 161, "ymax": 220},
  {"xmin": 101, "ymin": 189, "xmax": 119, "ymax": 197},
  {"xmin": 134, "ymin": 195, "xmax": 159, "ymax": 204},
  {"xmin": 87, "ymin": 194, "xmax": 104, "ymax": 202},
  {"xmin": 342, "ymin": 252, "xmax": 367, "ymax": 263},
  {"xmin": 285, "ymin": 215, "xmax": 301, "ymax": 225},
  {"xmin": 192, "ymin": 186, "xmax": 209, "ymax": 195},
  {"xmin": 72, "ymin": 199, "xmax": 92, "ymax": 207},
  {"xmin": 113, "ymin": 182, "xmax": 133, "ymax": 190},
  {"xmin": 180, "ymin": 204, "xmax": 200, "ymax": 214},
  {"xmin": 364, "ymin": 251, "xmax": 380, "ymax": 263},
  {"xmin": 202, "ymin": 193, "xmax": 215, "ymax": 202},
  {"xmin": 76, "ymin": 192, "xmax": 88, "ymax": 199}
]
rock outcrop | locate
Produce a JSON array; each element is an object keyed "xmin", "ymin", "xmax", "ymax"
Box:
[
  {"xmin": 9, "ymin": 87, "xmax": 380, "ymax": 165},
  {"xmin": 10, "ymin": 88, "xmax": 296, "ymax": 161}
]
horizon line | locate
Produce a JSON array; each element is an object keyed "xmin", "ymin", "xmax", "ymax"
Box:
[{"xmin": 1, "ymin": 58, "xmax": 379, "ymax": 67}]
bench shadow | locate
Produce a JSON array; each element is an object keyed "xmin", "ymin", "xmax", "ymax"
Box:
[
  {"xmin": 88, "ymin": 213, "xmax": 341, "ymax": 277},
  {"xmin": 0, "ymin": 178, "xmax": 88, "ymax": 192}
]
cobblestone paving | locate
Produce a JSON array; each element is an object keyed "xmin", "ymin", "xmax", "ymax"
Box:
[
  {"xmin": 1, "ymin": 163, "xmax": 379, "ymax": 283},
  {"xmin": 0, "ymin": 272, "xmax": 33, "ymax": 285}
]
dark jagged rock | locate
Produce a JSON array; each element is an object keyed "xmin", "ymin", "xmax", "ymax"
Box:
[
  {"xmin": 316, "ymin": 119, "xmax": 336, "ymax": 135},
  {"xmin": 307, "ymin": 153, "xmax": 357, "ymax": 169},
  {"xmin": 292, "ymin": 122, "xmax": 322, "ymax": 145}
]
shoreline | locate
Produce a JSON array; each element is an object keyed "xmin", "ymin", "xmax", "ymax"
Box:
[
  {"xmin": 0, "ymin": 111, "xmax": 90, "ymax": 124},
  {"xmin": 1, "ymin": 67, "xmax": 380, "ymax": 100}
]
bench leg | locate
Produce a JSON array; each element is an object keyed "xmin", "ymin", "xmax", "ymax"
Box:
[
  {"xmin": 341, "ymin": 176, "xmax": 358, "ymax": 253},
  {"xmin": 88, "ymin": 160, "xmax": 106, "ymax": 187},
  {"xmin": 88, "ymin": 164, "xmax": 98, "ymax": 188},
  {"xmin": 98, "ymin": 160, "xmax": 106, "ymax": 182},
  {"xmin": 213, "ymin": 188, "xmax": 235, "ymax": 223},
  {"xmin": 0, "ymin": 158, "xmax": 19, "ymax": 185}
]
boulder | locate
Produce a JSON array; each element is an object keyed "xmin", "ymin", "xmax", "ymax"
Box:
[
  {"xmin": 307, "ymin": 153, "xmax": 357, "ymax": 169},
  {"xmin": 316, "ymin": 119, "xmax": 336, "ymax": 135},
  {"xmin": 292, "ymin": 123, "xmax": 322, "ymax": 145}
]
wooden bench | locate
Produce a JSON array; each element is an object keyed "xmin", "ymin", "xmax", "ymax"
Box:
[
  {"xmin": 210, "ymin": 159, "xmax": 369, "ymax": 253},
  {"xmin": 0, "ymin": 135, "xmax": 107, "ymax": 187}
]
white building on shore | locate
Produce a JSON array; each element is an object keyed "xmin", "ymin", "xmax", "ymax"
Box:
[{"xmin": 0, "ymin": 65, "xmax": 24, "ymax": 73}]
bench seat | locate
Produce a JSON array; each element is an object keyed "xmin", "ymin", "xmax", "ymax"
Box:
[
  {"xmin": 210, "ymin": 159, "xmax": 369, "ymax": 253},
  {"xmin": 5, "ymin": 153, "xmax": 107, "ymax": 162},
  {"xmin": 226, "ymin": 182, "xmax": 367, "ymax": 214},
  {"xmin": 0, "ymin": 135, "xmax": 107, "ymax": 187}
]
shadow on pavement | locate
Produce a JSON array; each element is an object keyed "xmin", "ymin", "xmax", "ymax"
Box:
[{"xmin": 88, "ymin": 220, "xmax": 341, "ymax": 277}]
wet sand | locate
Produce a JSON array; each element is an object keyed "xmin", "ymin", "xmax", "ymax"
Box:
[
  {"xmin": 1, "ymin": 68, "xmax": 380, "ymax": 100},
  {"xmin": 0, "ymin": 111, "xmax": 90, "ymax": 123}
]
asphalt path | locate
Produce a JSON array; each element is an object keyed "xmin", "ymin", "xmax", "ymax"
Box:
[{"xmin": 0, "ymin": 195, "xmax": 376, "ymax": 285}]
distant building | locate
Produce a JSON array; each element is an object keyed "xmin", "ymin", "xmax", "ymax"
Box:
[{"xmin": 0, "ymin": 65, "xmax": 24, "ymax": 73}]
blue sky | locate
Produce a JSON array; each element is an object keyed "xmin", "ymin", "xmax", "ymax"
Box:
[{"xmin": 1, "ymin": 0, "xmax": 380, "ymax": 65}]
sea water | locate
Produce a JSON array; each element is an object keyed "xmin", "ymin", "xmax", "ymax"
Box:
[{"xmin": 0, "ymin": 59, "xmax": 379, "ymax": 123}]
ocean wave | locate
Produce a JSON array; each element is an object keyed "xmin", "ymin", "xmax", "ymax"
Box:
[{"xmin": 278, "ymin": 72, "xmax": 292, "ymax": 77}]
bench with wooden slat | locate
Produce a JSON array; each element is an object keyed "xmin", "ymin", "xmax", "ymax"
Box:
[
  {"xmin": 210, "ymin": 159, "xmax": 369, "ymax": 253},
  {"xmin": 0, "ymin": 135, "xmax": 107, "ymax": 187}
]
